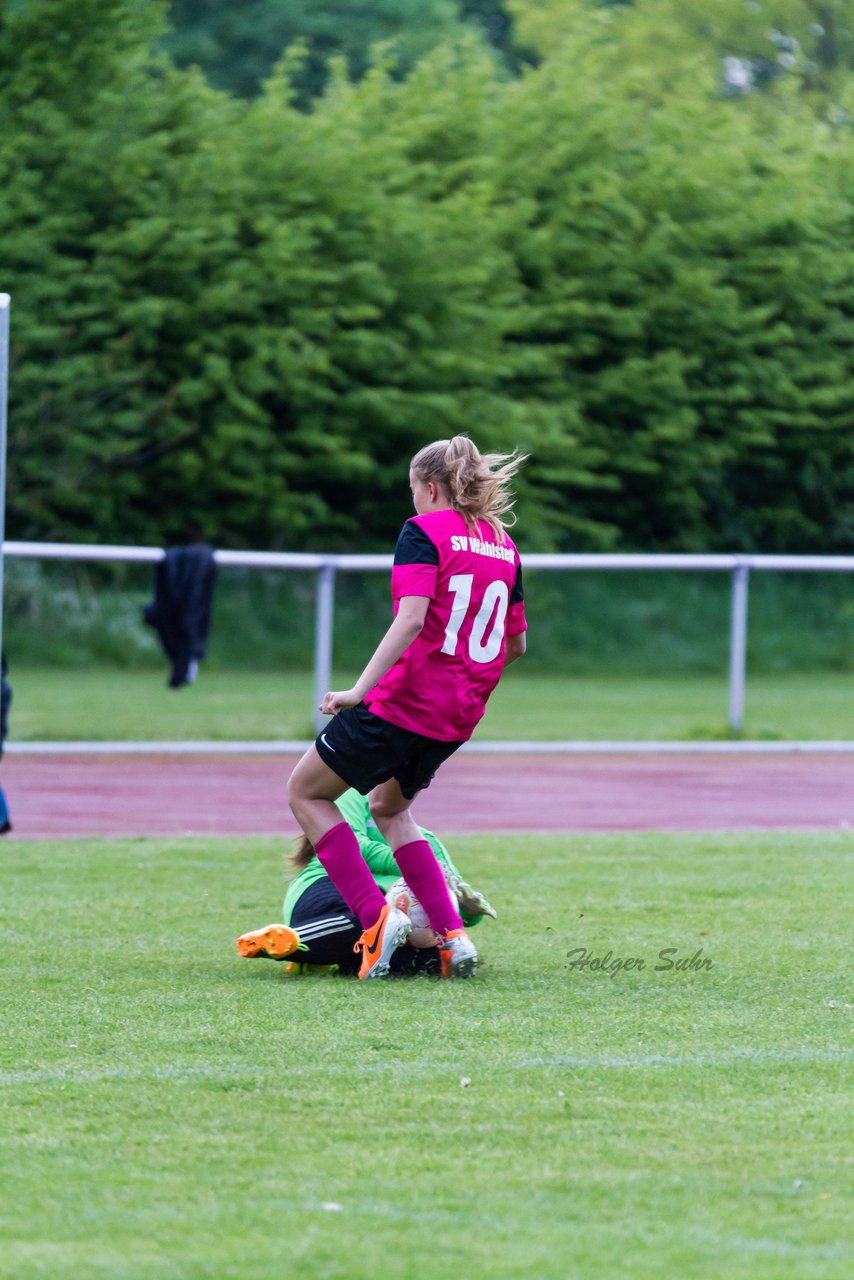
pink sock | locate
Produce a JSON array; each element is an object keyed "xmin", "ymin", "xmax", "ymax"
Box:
[
  {"xmin": 393, "ymin": 839, "xmax": 463, "ymax": 937},
  {"xmin": 315, "ymin": 821, "xmax": 387, "ymax": 930}
]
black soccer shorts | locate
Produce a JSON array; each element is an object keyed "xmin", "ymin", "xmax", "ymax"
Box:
[{"xmin": 314, "ymin": 701, "xmax": 464, "ymax": 799}]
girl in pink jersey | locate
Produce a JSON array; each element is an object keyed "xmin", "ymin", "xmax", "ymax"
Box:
[{"xmin": 287, "ymin": 436, "xmax": 527, "ymax": 979}]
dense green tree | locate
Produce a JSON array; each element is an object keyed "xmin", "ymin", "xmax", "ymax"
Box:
[
  {"xmin": 500, "ymin": 3, "xmax": 854, "ymax": 549},
  {"xmin": 1, "ymin": 7, "xmax": 587, "ymax": 548},
  {"xmin": 510, "ymin": 0, "xmax": 854, "ymax": 100},
  {"xmin": 162, "ymin": 0, "xmax": 467, "ymax": 102},
  {"xmin": 1, "ymin": 0, "xmax": 237, "ymax": 542},
  {"xmin": 2, "ymin": 0, "xmax": 852, "ymax": 553},
  {"xmin": 460, "ymin": 0, "xmax": 515, "ymax": 52},
  {"xmin": 161, "ymin": 2, "xmax": 530, "ymax": 103}
]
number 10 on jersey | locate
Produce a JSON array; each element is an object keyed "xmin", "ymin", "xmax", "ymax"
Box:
[{"xmin": 441, "ymin": 574, "xmax": 509, "ymax": 664}]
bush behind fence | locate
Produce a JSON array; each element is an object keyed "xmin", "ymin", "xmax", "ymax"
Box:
[{"xmin": 6, "ymin": 560, "xmax": 853, "ymax": 677}]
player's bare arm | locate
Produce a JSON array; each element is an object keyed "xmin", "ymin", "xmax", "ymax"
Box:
[
  {"xmin": 320, "ymin": 595, "xmax": 430, "ymax": 715},
  {"xmin": 504, "ymin": 631, "xmax": 526, "ymax": 666}
]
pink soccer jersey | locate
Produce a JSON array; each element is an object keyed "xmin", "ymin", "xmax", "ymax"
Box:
[{"xmin": 364, "ymin": 509, "xmax": 527, "ymax": 741}]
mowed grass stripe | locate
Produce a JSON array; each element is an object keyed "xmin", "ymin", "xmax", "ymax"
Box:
[
  {"xmin": 3, "ymin": 1043, "xmax": 852, "ymax": 1088},
  {"xmin": 8, "ymin": 666, "xmax": 854, "ymax": 741},
  {"xmin": 1, "ymin": 831, "xmax": 851, "ymax": 1280}
]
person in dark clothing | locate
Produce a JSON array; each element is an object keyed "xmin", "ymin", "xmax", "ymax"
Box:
[
  {"xmin": 0, "ymin": 652, "xmax": 12, "ymax": 833},
  {"xmin": 143, "ymin": 544, "xmax": 216, "ymax": 688}
]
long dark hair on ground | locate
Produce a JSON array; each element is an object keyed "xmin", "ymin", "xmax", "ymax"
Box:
[{"xmin": 290, "ymin": 834, "xmax": 316, "ymax": 869}]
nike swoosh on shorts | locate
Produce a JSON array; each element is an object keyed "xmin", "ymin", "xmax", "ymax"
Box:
[{"xmin": 320, "ymin": 732, "xmax": 336, "ymax": 752}]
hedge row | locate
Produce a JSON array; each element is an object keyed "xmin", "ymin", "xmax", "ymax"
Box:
[{"xmin": 2, "ymin": 0, "xmax": 852, "ymax": 551}]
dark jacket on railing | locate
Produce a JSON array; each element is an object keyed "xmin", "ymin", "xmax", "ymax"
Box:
[{"xmin": 143, "ymin": 544, "xmax": 216, "ymax": 688}]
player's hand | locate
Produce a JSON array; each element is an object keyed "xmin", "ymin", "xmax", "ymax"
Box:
[
  {"xmin": 320, "ymin": 688, "xmax": 361, "ymax": 716},
  {"xmin": 450, "ymin": 875, "xmax": 497, "ymax": 921}
]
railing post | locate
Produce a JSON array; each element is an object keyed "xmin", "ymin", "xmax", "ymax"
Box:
[
  {"xmin": 728, "ymin": 561, "xmax": 750, "ymax": 734},
  {"xmin": 313, "ymin": 561, "xmax": 336, "ymax": 735}
]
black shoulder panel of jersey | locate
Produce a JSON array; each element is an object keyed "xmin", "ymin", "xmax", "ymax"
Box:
[
  {"xmin": 510, "ymin": 562, "xmax": 524, "ymax": 606},
  {"xmin": 394, "ymin": 520, "xmax": 439, "ymax": 567}
]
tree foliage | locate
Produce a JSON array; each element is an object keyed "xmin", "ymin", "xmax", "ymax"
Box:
[
  {"xmin": 510, "ymin": 0, "xmax": 854, "ymax": 99},
  {"xmin": 503, "ymin": 1, "xmax": 854, "ymax": 548},
  {"xmin": 2, "ymin": 0, "xmax": 852, "ymax": 552},
  {"xmin": 160, "ymin": 2, "xmax": 530, "ymax": 104},
  {"xmin": 162, "ymin": 0, "xmax": 483, "ymax": 103}
]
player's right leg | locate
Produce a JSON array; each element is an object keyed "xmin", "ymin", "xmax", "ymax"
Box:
[
  {"xmin": 287, "ymin": 744, "xmax": 352, "ymax": 849},
  {"xmin": 288, "ymin": 746, "xmax": 387, "ymax": 931}
]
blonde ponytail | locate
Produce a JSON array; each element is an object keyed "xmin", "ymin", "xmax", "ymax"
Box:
[{"xmin": 410, "ymin": 435, "xmax": 525, "ymax": 542}]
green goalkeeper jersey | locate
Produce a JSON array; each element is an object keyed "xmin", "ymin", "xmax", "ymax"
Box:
[{"xmin": 282, "ymin": 788, "xmax": 462, "ymax": 925}]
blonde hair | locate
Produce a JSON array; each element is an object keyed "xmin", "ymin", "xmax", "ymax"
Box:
[{"xmin": 410, "ymin": 435, "xmax": 525, "ymax": 542}]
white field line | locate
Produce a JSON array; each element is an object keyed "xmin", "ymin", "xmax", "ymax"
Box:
[{"xmin": 5, "ymin": 739, "xmax": 854, "ymax": 755}]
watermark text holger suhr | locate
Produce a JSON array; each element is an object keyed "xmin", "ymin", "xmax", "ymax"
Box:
[{"xmin": 566, "ymin": 946, "xmax": 713, "ymax": 978}]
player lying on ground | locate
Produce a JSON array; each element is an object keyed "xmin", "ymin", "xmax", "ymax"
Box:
[
  {"xmin": 237, "ymin": 788, "xmax": 496, "ymax": 977},
  {"xmin": 287, "ymin": 435, "xmax": 526, "ymax": 979}
]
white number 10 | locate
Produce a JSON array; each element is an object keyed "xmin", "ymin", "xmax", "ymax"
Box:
[{"xmin": 441, "ymin": 574, "xmax": 509, "ymax": 664}]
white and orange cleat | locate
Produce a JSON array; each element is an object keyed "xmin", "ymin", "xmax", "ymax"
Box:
[{"xmin": 439, "ymin": 928, "xmax": 477, "ymax": 978}]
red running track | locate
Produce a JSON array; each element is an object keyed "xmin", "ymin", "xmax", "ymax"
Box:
[{"xmin": 1, "ymin": 751, "xmax": 851, "ymax": 839}]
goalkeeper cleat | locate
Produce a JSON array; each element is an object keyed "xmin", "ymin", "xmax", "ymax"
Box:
[
  {"xmin": 439, "ymin": 928, "xmax": 478, "ymax": 979},
  {"xmin": 354, "ymin": 903, "xmax": 412, "ymax": 980},
  {"xmin": 236, "ymin": 923, "xmax": 304, "ymax": 962}
]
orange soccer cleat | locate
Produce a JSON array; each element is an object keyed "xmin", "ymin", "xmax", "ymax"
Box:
[
  {"xmin": 353, "ymin": 903, "xmax": 412, "ymax": 980},
  {"xmin": 236, "ymin": 923, "xmax": 303, "ymax": 962}
]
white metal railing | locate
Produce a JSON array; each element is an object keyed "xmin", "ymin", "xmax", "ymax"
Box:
[{"xmin": 4, "ymin": 540, "xmax": 854, "ymax": 737}]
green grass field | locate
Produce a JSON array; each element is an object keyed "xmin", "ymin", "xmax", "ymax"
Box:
[
  {"xmin": 2, "ymin": 831, "xmax": 851, "ymax": 1279},
  {"xmin": 8, "ymin": 665, "xmax": 854, "ymax": 741}
]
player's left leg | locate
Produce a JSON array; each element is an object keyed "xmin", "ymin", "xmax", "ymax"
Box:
[
  {"xmin": 370, "ymin": 777, "xmax": 462, "ymax": 937},
  {"xmin": 370, "ymin": 777, "xmax": 476, "ymax": 977}
]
